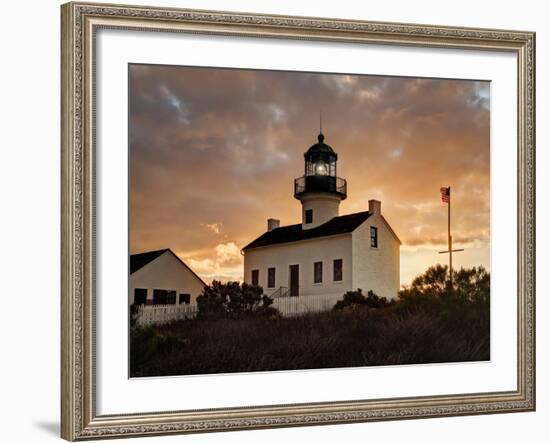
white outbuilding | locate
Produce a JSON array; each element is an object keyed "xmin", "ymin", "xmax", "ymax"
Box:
[
  {"xmin": 129, "ymin": 248, "xmax": 206, "ymax": 306},
  {"xmin": 242, "ymin": 132, "xmax": 401, "ymax": 302}
]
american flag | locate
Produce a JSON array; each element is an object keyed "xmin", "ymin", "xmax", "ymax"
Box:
[{"xmin": 440, "ymin": 186, "xmax": 450, "ymax": 203}]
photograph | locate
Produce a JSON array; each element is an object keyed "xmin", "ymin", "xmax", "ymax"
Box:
[{"xmin": 128, "ymin": 64, "xmax": 491, "ymax": 377}]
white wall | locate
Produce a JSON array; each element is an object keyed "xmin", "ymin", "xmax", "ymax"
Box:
[
  {"xmin": 0, "ymin": 1, "xmax": 548, "ymax": 443},
  {"xmin": 299, "ymin": 192, "xmax": 342, "ymax": 229},
  {"xmin": 352, "ymin": 214, "xmax": 401, "ymax": 300},
  {"xmin": 244, "ymin": 212, "xmax": 400, "ymax": 301},
  {"xmin": 129, "ymin": 251, "xmax": 206, "ymax": 304},
  {"xmin": 244, "ymin": 234, "xmax": 353, "ymax": 298}
]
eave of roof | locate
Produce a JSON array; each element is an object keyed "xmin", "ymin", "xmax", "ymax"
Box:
[{"xmin": 381, "ymin": 215, "xmax": 402, "ymax": 245}]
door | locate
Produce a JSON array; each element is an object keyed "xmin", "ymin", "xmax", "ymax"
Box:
[{"xmin": 289, "ymin": 264, "xmax": 299, "ymax": 297}]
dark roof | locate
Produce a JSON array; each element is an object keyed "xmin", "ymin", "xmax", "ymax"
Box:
[
  {"xmin": 242, "ymin": 211, "xmax": 372, "ymax": 250},
  {"xmin": 306, "ymin": 133, "xmax": 336, "ymax": 156},
  {"xmin": 130, "ymin": 248, "xmax": 169, "ymax": 274}
]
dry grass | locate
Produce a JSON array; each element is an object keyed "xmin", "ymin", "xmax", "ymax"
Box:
[{"xmin": 130, "ymin": 300, "xmax": 490, "ymax": 377}]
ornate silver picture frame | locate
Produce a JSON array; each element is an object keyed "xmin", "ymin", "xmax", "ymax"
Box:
[{"xmin": 61, "ymin": 2, "xmax": 535, "ymax": 440}]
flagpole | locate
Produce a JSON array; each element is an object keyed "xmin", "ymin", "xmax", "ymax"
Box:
[
  {"xmin": 448, "ymin": 185, "xmax": 452, "ymax": 290},
  {"xmin": 439, "ymin": 185, "xmax": 463, "ymax": 285}
]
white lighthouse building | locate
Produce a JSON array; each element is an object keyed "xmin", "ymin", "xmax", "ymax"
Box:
[{"xmin": 242, "ymin": 132, "xmax": 401, "ymax": 302}]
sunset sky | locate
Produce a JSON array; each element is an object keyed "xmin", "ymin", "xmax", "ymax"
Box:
[{"xmin": 129, "ymin": 64, "xmax": 490, "ymax": 287}]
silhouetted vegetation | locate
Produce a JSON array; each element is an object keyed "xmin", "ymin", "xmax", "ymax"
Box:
[
  {"xmin": 399, "ymin": 264, "xmax": 489, "ymax": 303},
  {"xmin": 130, "ymin": 265, "xmax": 490, "ymax": 377},
  {"xmin": 129, "ymin": 303, "xmax": 140, "ymax": 328},
  {"xmin": 333, "ymin": 288, "xmax": 394, "ymax": 311},
  {"xmin": 196, "ymin": 280, "xmax": 278, "ymax": 319},
  {"xmin": 396, "ymin": 265, "xmax": 490, "ymax": 332}
]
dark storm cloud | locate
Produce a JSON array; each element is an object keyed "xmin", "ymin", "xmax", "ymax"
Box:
[{"xmin": 129, "ymin": 64, "xmax": 490, "ymax": 284}]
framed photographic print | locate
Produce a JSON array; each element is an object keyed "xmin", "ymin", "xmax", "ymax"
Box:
[{"xmin": 61, "ymin": 1, "xmax": 536, "ymax": 440}]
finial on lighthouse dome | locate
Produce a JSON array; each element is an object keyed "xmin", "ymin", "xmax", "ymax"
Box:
[{"xmin": 306, "ymin": 133, "xmax": 336, "ymax": 156}]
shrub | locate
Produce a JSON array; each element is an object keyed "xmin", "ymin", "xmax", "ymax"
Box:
[
  {"xmin": 129, "ymin": 303, "xmax": 140, "ymax": 328},
  {"xmin": 400, "ymin": 264, "xmax": 448, "ymax": 298},
  {"xmin": 399, "ymin": 264, "xmax": 490, "ymax": 303},
  {"xmin": 130, "ymin": 326, "xmax": 191, "ymax": 376},
  {"xmin": 196, "ymin": 280, "xmax": 277, "ymax": 319},
  {"xmin": 453, "ymin": 266, "xmax": 490, "ymax": 305},
  {"xmin": 333, "ymin": 288, "xmax": 391, "ymax": 311},
  {"xmin": 397, "ymin": 265, "xmax": 490, "ymax": 330}
]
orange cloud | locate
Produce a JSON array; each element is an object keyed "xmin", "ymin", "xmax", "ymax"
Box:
[{"xmin": 129, "ymin": 65, "xmax": 490, "ymax": 286}]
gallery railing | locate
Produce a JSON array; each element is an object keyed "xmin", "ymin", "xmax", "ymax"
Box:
[{"xmin": 294, "ymin": 175, "xmax": 347, "ymax": 199}]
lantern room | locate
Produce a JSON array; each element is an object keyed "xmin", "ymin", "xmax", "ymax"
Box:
[
  {"xmin": 305, "ymin": 133, "xmax": 337, "ymax": 177},
  {"xmin": 294, "ymin": 133, "xmax": 347, "ymax": 200}
]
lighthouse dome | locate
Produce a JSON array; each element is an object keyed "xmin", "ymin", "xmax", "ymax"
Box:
[{"xmin": 306, "ymin": 133, "xmax": 337, "ymax": 157}]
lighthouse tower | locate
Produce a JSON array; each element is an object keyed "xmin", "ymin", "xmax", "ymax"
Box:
[{"xmin": 294, "ymin": 133, "xmax": 347, "ymax": 229}]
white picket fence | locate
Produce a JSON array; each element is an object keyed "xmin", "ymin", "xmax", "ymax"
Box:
[
  {"xmin": 134, "ymin": 292, "xmax": 343, "ymax": 326},
  {"xmin": 135, "ymin": 304, "xmax": 198, "ymax": 326},
  {"xmin": 272, "ymin": 292, "xmax": 342, "ymax": 316}
]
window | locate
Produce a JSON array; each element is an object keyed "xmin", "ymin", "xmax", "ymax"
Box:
[
  {"xmin": 153, "ymin": 289, "xmax": 176, "ymax": 305},
  {"xmin": 333, "ymin": 259, "xmax": 343, "ymax": 282},
  {"xmin": 166, "ymin": 290, "xmax": 176, "ymax": 304},
  {"xmin": 153, "ymin": 289, "xmax": 167, "ymax": 305},
  {"xmin": 134, "ymin": 288, "xmax": 147, "ymax": 305},
  {"xmin": 289, "ymin": 264, "xmax": 299, "ymax": 297},
  {"xmin": 251, "ymin": 269, "xmax": 259, "ymax": 286},
  {"xmin": 267, "ymin": 267, "xmax": 276, "ymax": 288},
  {"xmin": 370, "ymin": 226, "xmax": 378, "ymax": 248},
  {"xmin": 314, "ymin": 261, "xmax": 323, "ymax": 284},
  {"xmin": 305, "ymin": 209, "xmax": 313, "ymax": 224},
  {"xmin": 179, "ymin": 293, "xmax": 191, "ymax": 304}
]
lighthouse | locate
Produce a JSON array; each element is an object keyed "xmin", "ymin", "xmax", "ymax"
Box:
[{"xmin": 242, "ymin": 130, "xmax": 401, "ymax": 302}]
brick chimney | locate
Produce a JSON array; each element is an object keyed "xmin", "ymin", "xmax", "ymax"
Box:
[
  {"xmin": 267, "ymin": 218, "xmax": 280, "ymax": 232},
  {"xmin": 368, "ymin": 199, "xmax": 381, "ymax": 215}
]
